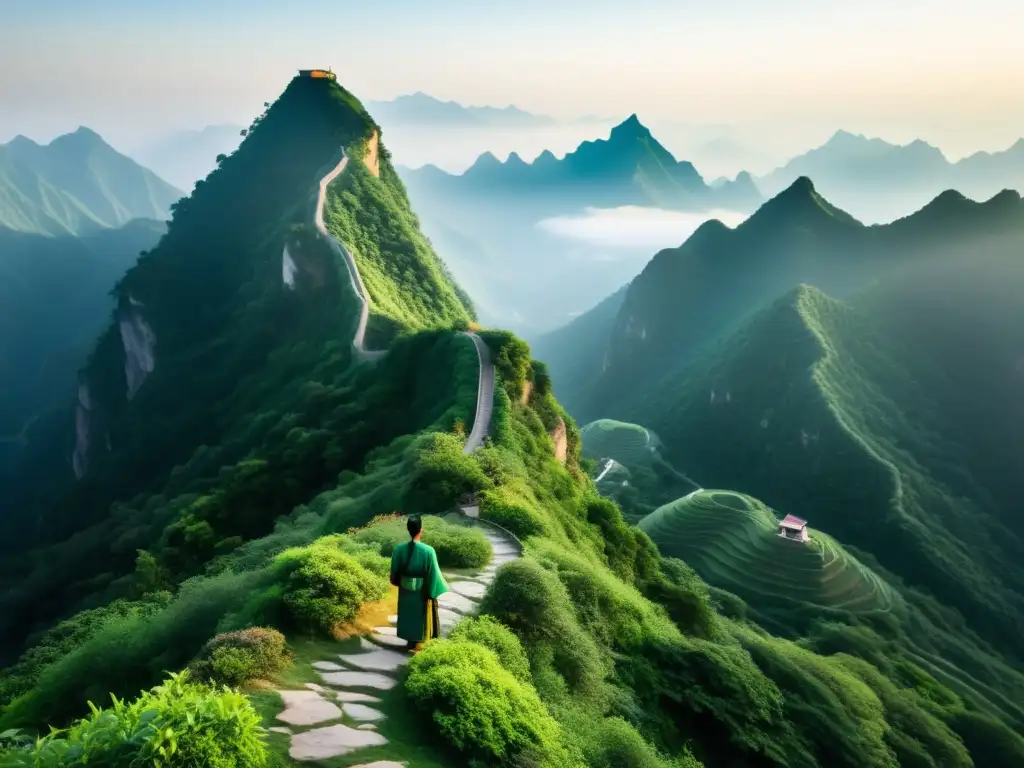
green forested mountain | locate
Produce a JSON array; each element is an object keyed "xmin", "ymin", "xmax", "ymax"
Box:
[
  {"xmin": 550, "ymin": 179, "xmax": 1024, "ymax": 420},
  {"xmin": 581, "ymin": 272, "xmax": 1024, "ymax": 736},
  {"xmin": 759, "ymin": 129, "xmax": 1024, "ymax": 223},
  {"xmin": 0, "ymin": 71, "xmax": 472, "ymax": 633},
  {"xmin": 0, "ymin": 219, "xmax": 165, "ymax": 480},
  {"xmin": 3, "ymin": 73, "xmax": 1024, "ymax": 768},
  {"xmin": 0, "ymin": 128, "xmax": 182, "ymax": 236}
]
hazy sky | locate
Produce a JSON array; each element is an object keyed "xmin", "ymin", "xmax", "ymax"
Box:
[{"xmin": 3, "ymin": 0, "xmax": 1023, "ymax": 159}]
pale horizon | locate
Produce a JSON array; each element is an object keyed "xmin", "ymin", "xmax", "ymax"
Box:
[{"xmin": 3, "ymin": 0, "xmax": 1023, "ymax": 166}]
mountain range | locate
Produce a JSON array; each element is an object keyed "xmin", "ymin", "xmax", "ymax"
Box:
[
  {"xmin": 0, "ymin": 128, "xmax": 180, "ymax": 236},
  {"xmin": 403, "ymin": 114, "xmax": 761, "ymax": 213},
  {"xmin": 758, "ymin": 129, "xmax": 1024, "ymax": 222},
  {"xmin": 3, "ymin": 72, "xmax": 1024, "ymax": 768},
  {"xmin": 366, "ymin": 91, "xmax": 557, "ymax": 129},
  {"xmin": 130, "ymin": 124, "xmax": 245, "ymax": 191},
  {"xmin": 0, "ymin": 128, "xmax": 173, "ymax": 481},
  {"xmin": 541, "ymin": 177, "xmax": 1024, "ymax": 420}
]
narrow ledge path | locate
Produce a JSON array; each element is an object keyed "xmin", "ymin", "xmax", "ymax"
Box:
[{"xmin": 269, "ymin": 153, "xmax": 506, "ymax": 760}]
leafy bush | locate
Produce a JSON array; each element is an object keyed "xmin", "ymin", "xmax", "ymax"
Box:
[
  {"xmin": 479, "ymin": 558, "xmax": 610, "ymax": 704},
  {"xmin": 405, "ymin": 433, "xmax": 491, "ymax": 515},
  {"xmin": 0, "ymin": 593, "xmax": 171, "ymax": 708},
  {"xmin": 405, "ymin": 639, "xmax": 576, "ymax": 767},
  {"xmin": 448, "ymin": 616, "xmax": 531, "ymax": 682},
  {"xmin": 479, "ymin": 486, "xmax": 547, "ymax": 539},
  {"xmin": 189, "ymin": 627, "xmax": 289, "ymax": 687},
  {"xmin": 351, "ymin": 514, "xmax": 491, "ymax": 568},
  {"xmin": 0, "ymin": 671, "xmax": 266, "ymax": 767},
  {"xmin": 0, "ymin": 569, "xmax": 268, "ymax": 730},
  {"xmin": 276, "ymin": 537, "xmax": 389, "ymax": 634},
  {"xmin": 570, "ymin": 715, "xmax": 701, "ymax": 768}
]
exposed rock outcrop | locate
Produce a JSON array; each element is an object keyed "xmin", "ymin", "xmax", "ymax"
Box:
[
  {"xmin": 72, "ymin": 381, "xmax": 92, "ymax": 479},
  {"xmin": 520, "ymin": 379, "xmax": 533, "ymax": 405},
  {"xmin": 283, "ymin": 245, "xmax": 298, "ymax": 289},
  {"xmin": 363, "ymin": 130, "xmax": 380, "ymax": 178},
  {"xmin": 550, "ymin": 417, "xmax": 568, "ymax": 464},
  {"xmin": 119, "ymin": 298, "xmax": 156, "ymax": 399}
]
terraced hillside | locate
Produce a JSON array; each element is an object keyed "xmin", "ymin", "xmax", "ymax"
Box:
[
  {"xmin": 639, "ymin": 490, "xmax": 899, "ymax": 615},
  {"xmin": 580, "ymin": 418, "xmax": 660, "ymax": 464},
  {"xmin": 581, "ymin": 418, "xmax": 699, "ymax": 522}
]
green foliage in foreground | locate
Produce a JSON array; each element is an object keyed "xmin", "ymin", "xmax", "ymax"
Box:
[
  {"xmin": 6, "ymin": 327, "xmax": 1024, "ymax": 767},
  {"xmin": 351, "ymin": 513, "xmax": 492, "ymax": 568},
  {"xmin": 406, "ymin": 639, "xmax": 578, "ymax": 767},
  {"xmin": 188, "ymin": 627, "xmax": 289, "ymax": 687},
  {"xmin": 447, "ymin": 615, "xmax": 532, "ymax": 683},
  {"xmin": 0, "ymin": 671, "xmax": 266, "ymax": 767},
  {"xmin": 275, "ymin": 537, "xmax": 389, "ymax": 635}
]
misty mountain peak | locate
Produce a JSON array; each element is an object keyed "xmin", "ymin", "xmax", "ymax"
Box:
[
  {"xmin": 465, "ymin": 150, "xmax": 503, "ymax": 174},
  {"xmin": 52, "ymin": 126, "xmax": 108, "ymax": 151},
  {"xmin": 747, "ymin": 175, "xmax": 862, "ymax": 229},
  {"xmin": 535, "ymin": 149, "xmax": 558, "ymax": 166},
  {"xmin": 609, "ymin": 113, "xmax": 651, "ymax": 141},
  {"xmin": 4, "ymin": 134, "xmax": 39, "ymax": 152}
]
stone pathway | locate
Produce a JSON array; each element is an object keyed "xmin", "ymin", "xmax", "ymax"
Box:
[{"xmin": 273, "ymin": 520, "xmax": 522, "ymax": 762}]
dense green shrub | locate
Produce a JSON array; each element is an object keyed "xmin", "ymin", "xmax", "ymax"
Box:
[
  {"xmin": 448, "ymin": 616, "xmax": 531, "ymax": 682},
  {"xmin": 643, "ymin": 557, "xmax": 716, "ymax": 638},
  {"xmin": 405, "ymin": 433, "xmax": 491, "ymax": 515},
  {"xmin": 479, "ymin": 486, "xmax": 547, "ymax": 539},
  {"xmin": 275, "ymin": 537, "xmax": 389, "ymax": 634},
  {"xmin": 0, "ymin": 593, "xmax": 171, "ymax": 708},
  {"xmin": 189, "ymin": 627, "xmax": 289, "ymax": 687},
  {"xmin": 0, "ymin": 569, "xmax": 269, "ymax": 730},
  {"xmin": 405, "ymin": 640, "xmax": 577, "ymax": 767},
  {"xmin": 479, "ymin": 557, "xmax": 610, "ymax": 704},
  {"xmin": 0, "ymin": 671, "xmax": 266, "ymax": 767},
  {"xmin": 351, "ymin": 515, "xmax": 491, "ymax": 568},
  {"xmin": 571, "ymin": 715, "xmax": 702, "ymax": 768},
  {"xmin": 945, "ymin": 709, "xmax": 1024, "ymax": 767}
]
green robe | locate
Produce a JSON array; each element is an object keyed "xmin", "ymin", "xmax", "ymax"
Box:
[{"xmin": 390, "ymin": 540, "xmax": 449, "ymax": 643}]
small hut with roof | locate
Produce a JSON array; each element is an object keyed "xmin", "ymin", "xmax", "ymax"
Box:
[{"xmin": 778, "ymin": 514, "xmax": 809, "ymax": 543}]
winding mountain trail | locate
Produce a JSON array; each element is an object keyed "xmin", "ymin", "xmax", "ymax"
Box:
[
  {"xmin": 462, "ymin": 332, "xmax": 494, "ymax": 453},
  {"xmin": 307, "ymin": 147, "xmax": 495, "ymax": 451},
  {"xmin": 261, "ymin": 144, "xmax": 512, "ymax": 763},
  {"xmin": 313, "ymin": 151, "xmax": 386, "ymax": 363},
  {"xmin": 271, "ymin": 522, "xmax": 523, "ymax": 764}
]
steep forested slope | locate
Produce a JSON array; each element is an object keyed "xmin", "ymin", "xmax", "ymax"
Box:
[
  {"xmin": 0, "ymin": 220, "xmax": 164, "ymax": 475},
  {"xmin": 4, "ymin": 76, "xmax": 1024, "ymax": 768},
  {"xmin": 0, "ymin": 129, "xmax": 181, "ymax": 236},
  {"xmin": 8, "ymin": 326, "xmax": 1024, "ymax": 768},
  {"xmin": 551, "ymin": 180, "xmax": 1024, "ymax": 419},
  {"xmin": 615, "ymin": 276, "xmax": 1024, "ymax": 670},
  {"xmin": 0, "ymin": 73, "xmax": 470, "ymax": 662},
  {"xmin": 322, "ymin": 137, "xmax": 475, "ymax": 346}
]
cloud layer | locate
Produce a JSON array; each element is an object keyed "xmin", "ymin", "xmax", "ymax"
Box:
[{"xmin": 537, "ymin": 206, "xmax": 748, "ymax": 250}]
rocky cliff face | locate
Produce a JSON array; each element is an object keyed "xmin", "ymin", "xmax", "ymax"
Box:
[
  {"xmin": 72, "ymin": 381, "xmax": 92, "ymax": 479},
  {"xmin": 283, "ymin": 245, "xmax": 298, "ymax": 289},
  {"xmin": 363, "ymin": 130, "xmax": 381, "ymax": 178},
  {"xmin": 119, "ymin": 298, "xmax": 156, "ymax": 399},
  {"xmin": 550, "ymin": 417, "xmax": 568, "ymax": 464}
]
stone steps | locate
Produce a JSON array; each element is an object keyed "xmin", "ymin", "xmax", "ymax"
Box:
[{"xmin": 276, "ymin": 522, "xmax": 521, "ymax": 762}]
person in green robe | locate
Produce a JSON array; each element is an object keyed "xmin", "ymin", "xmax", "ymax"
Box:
[{"xmin": 390, "ymin": 515, "xmax": 449, "ymax": 650}]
